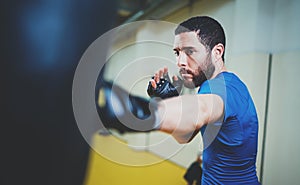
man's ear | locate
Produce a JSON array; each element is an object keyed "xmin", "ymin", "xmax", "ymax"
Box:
[{"xmin": 212, "ymin": 43, "xmax": 224, "ymax": 62}]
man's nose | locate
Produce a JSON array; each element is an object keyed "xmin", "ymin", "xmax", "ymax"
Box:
[{"xmin": 177, "ymin": 52, "xmax": 188, "ymax": 67}]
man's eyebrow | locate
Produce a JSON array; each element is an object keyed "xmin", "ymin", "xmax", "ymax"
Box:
[{"xmin": 173, "ymin": 47, "xmax": 194, "ymax": 51}]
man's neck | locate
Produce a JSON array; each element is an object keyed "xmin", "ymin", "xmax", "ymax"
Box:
[{"xmin": 211, "ymin": 65, "xmax": 227, "ymax": 79}]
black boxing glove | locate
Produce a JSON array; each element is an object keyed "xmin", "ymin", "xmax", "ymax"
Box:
[
  {"xmin": 96, "ymin": 80, "xmax": 160, "ymax": 133},
  {"xmin": 147, "ymin": 73, "xmax": 183, "ymax": 99}
]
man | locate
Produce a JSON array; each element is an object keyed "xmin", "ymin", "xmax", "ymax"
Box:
[
  {"xmin": 149, "ymin": 16, "xmax": 260, "ymax": 184},
  {"xmin": 98, "ymin": 16, "xmax": 260, "ymax": 184}
]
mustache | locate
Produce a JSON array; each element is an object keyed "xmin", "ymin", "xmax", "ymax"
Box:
[{"xmin": 179, "ymin": 68, "xmax": 192, "ymax": 75}]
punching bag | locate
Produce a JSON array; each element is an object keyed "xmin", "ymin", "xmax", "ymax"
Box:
[{"xmin": 2, "ymin": 1, "xmax": 116, "ymax": 185}]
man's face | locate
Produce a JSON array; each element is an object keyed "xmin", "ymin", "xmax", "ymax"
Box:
[{"xmin": 173, "ymin": 31, "xmax": 215, "ymax": 88}]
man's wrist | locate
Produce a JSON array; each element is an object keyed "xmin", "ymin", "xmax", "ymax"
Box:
[{"xmin": 153, "ymin": 109, "xmax": 161, "ymax": 130}]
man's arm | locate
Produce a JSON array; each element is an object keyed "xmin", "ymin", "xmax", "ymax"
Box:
[
  {"xmin": 156, "ymin": 94, "xmax": 224, "ymax": 143},
  {"xmin": 96, "ymin": 80, "xmax": 223, "ymax": 143}
]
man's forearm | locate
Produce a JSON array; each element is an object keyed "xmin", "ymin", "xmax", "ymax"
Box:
[{"xmin": 156, "ymin": 94, "xmax": 223, "ymax": 143}]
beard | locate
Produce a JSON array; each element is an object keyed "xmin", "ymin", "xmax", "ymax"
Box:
[{"xmin": 181, "ymin": 55, "xmax": 215, "ymax": 89}]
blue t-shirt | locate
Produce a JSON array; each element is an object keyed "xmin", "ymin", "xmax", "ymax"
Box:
[{"xmin": 198, "ymin": 72, "xmax": 260, "ymax": 185}]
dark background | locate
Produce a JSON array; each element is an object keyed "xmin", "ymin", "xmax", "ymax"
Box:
[{"xmin": 2, "ymin": 1, "xmax": 117, "ymax": 185}]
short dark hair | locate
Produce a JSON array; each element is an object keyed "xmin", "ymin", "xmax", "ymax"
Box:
[{"xmin": 175, "ymin": 16, "xmax": 226, "ymax": 61}]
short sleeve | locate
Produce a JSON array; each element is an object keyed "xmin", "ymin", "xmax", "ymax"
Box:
[{"xmin": 198, "ymin": 73, "xmax": 238, "ymax": 122}]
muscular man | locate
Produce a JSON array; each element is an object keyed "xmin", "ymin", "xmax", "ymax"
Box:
[
  {"xmin": 150, "ymin": 16, "xmax": 260, "ymax": 184},
  {"xmin": 98, "ymin": 16, "xmax": 260, "ymax": 184}
]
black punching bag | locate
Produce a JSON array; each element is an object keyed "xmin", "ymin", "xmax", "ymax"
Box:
[{"xmin": 1, "ymin": 1, "xmax": 116, "ymax": 185}]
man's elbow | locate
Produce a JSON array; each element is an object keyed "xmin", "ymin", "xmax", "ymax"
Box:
[
  {"xmin": 172, "ymin": 131, "xmax": 198, "ymax": 144},
  {"xmin": 174, "ymin": 137, "xmax": 190, "ymax": 144}
]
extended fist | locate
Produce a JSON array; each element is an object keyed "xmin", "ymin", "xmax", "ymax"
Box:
[
  {"xmin": 96, "ymin": 80, "xmax": 160, "ymax": 133},
  {"xmin": 147, "ymin": 67, "xmax": 183, "ymax": 99}
]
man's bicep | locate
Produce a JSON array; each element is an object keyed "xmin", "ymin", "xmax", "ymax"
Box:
[{"xmin": 199, "ymin": 94, "xmax": 224, "ymax": 126}]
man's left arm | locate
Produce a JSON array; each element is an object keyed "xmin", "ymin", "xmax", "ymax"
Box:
[{"xmin": 156, "ymin": 94, "xmax": 224, "ymax": 143}]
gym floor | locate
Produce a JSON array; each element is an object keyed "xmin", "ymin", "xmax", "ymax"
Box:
[{"xmin": 84, "ymin": 134, "xmax": 187, "ymax": 185}]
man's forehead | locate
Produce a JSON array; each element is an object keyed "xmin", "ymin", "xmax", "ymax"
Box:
[{"xmin": 173, "ymin": 31, "xmax": 200, "ymax": 48}]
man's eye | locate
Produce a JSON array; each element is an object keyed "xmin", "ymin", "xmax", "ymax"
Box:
[
  {"xmin": 185, "ymin": 49, "xmax": 194, "ymax": 55},
  {"xmin": 174, "ymin": 50, "xmax": 179, "ymax": 56}
]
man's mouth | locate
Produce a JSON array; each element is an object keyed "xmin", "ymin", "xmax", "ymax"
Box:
[{"xmin": 179, "ymin": 68, "xmax": 193, "ymax": 80}]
